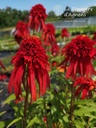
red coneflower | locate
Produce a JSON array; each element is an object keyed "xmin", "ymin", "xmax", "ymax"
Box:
[
  {"xmin": 61, "ymin": 28, "xmax": 70, "ymax": 39},
  {"xmin": 74, "ymin": 77, "xmax": 96, "ymax": 99},
  {"xmin": 8, "ymin": 36, "xmax": 50, "ymax": 102},
  {"xmin": 52, "ymin": 61, "xmax": 58, "ymax": 67},
  {"xmin": 13, "ymin": 21, "xmax": 30, "ymax": 44},
  {"xmin": 42, "ymin": 23, "xmax": 56, "ymax": 44},
  {"xmin": 0, "ymin": 74, "xmax": 7, "ymax": 81},
  {"xmin": 50, "ymin": 43, "xmax": 60, "ymax": 56},
  {"xmin": 28, "ymin": 4, "xmax": 47, "ymax": 31},
  {"xmin": 60, "ymin": 35, "xmax": 96, "ymax": 79}
]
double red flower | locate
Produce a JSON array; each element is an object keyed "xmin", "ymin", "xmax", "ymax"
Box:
[
  {"xmin": 0, "ymin": 74, "xmax": 7, "ymax": 81},
  {"xmin": 13, "ymin": 21, "xmax": 30, "ymax": 44},
  {"xmin": 42, "ymin": 23, "xmax": 56, "ymax": 44},
  {"xmin": 50, "ymin": 43, "xmax": 60, "ymax": 56},
  {"xmin": 61, "ymin": 28, "xmax": 70, "ymax": 38},
  {"xmin": 8, "ymin": 36, "xmax": 50, "ymax": 102},
  {"xmin": 74, "ymin": 77, "xmax": 96, "ymax": 99},
  {"xmin": 28, "ymin": 4, "xmax": 47, "ymax": 31},
  {"xmin": 60, "ymin": 35, "xmax": 96, "ymax": 79}
]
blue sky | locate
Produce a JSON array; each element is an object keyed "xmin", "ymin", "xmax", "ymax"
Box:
[{"xmin": 0, "ymin": 0, "xmax": 96, "ymax": 15}]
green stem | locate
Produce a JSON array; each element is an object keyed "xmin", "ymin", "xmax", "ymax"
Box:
[
  {"xmin": 23, "ymin": 85, "xmax": 29, "ymax": 128},
  {"xmin": 86, "ymin": 117, "xmax": 90, "ymax": 128},
  {"xmin": 33, "ymin": 30, "xmax": 36, "ymax": 36},
  {"xmin": 22, "ymin": 70, "xmax": 29, "ymax": 128},
  {"xmin": 44, "ymin": 96, "xmax": 49, "ymax": 128},
  {"xmin": 69, "ymin": 84, "xmax": 75, "ymax": 128}
]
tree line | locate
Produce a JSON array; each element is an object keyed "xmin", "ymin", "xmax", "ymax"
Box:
[
  {"xmin": 0, "ymin": 6, "xmax": 96, "ymax": 28},
  {"xmin": 0, "ymin": 7, "xmax": 29, "ymax": 28}
]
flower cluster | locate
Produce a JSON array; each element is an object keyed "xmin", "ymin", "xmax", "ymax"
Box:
[
  {"xmin": 60, "ymin": 35, "xmax": 96, "ymax": 79},
  {"xmin": 8, "ymin": 36, "xmax": 50, "ymax": 102}
]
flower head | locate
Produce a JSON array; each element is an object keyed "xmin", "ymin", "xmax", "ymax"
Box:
[
  {"xmin": 0, "ymin": 74, "xmax": 7, "ymax": 81},
  {"xmin": 50, "ymin": 43, "xmax": 60, "ymax": 56},
  {"xmin": 61, "ymin": 28, "xmax": 70, "ymax": 38},
  {"xmin": 8, "ymin": 36, "xmax": 50, "ymax": 102},
  {"xmin": 13, "ymin": 21, "xmax": 30, "ymax": 44},
  {"xmin": 52, "ymin": 61, "xmax": 58, "ymax": 67},
  {"xmin": 74, "ymin": 77, "xmax": 96, "ymax": 99},
  {"xmin": 42, "ymin": 23, "xmax": 56, "ymax": 44},
  {"xmin": 60, "ymin": 35, "xmax": 96, "ymax": 79},
  {"xmin": 28, "ymin": 4, "xmax": 47, "ymax": 31}
]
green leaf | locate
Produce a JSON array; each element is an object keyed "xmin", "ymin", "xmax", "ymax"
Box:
[
  {"xmin": 4, "ymin": 94, "xmax": 15, "ymax": 104},
  {"xmin": 84, "ymin": 114, "xmax": 96, "ymax": 120},
  {"xmin": 63, "ymin": 115, "xmax": 68, "ymax": 122},
  {"xmin": 58, "ymin": 118, "xmax": 63, "ymax": 124},
  {"xmin": 0, "ymin": 121, "xmax": 5, "ymax": 128},
  {"xmin": 75, "ymin": 99, "xmax": 96, "ymax": 107},
  {"xmin": 27, "ymin": 117, "xmax": 41, "ymax": 128},
  {"xmin": 0, "ymin": 111, "xmax": 6, "ymax": 116},
  {"xmin": 7, "ymin": 117, "xmax": 22, "ymax": 128},
  {"xmin": 0, "ymin": 89, "xmax": 3, "ymax": 93},
  {"xmin": 74, "ymin": 107, "xmax": 96, "ymax": 116},
  {"xmin": 74, "ymin": 120, "xmax": 84, "ymax": 128}
]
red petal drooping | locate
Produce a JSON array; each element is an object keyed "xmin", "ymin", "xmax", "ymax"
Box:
[
  {"xmin": 74, "ymin": 77, "xmax": 96, "ymax": 99},
  {"xmin": 8, "ymin": 36, "xmax": 50, "ymax": 102},
  {"xmin": 28, "ymin": 4, "xmax": 47, "ymax": 31},
  {"xmin": 41, "ymin": 23, "xmax": 56, "ymax": 44},
  {"xmin": 13, "ymin": 21, "xmax": 30, "ymax": 44},
  {"xmin": 28, "ymin": 69, "xmax": 37, "ymax": 101},
  {"xmin": 8, "ymin": 65, "xmax": 24, "ymax": 100},
  {"xmin": 60, "ymin": 35, "xmax": 96, "ymax": 79}
]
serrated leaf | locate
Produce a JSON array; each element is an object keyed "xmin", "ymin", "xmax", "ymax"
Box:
[
  {"xmin": 75, "ymin": 99, "xmax": 96, "ymax": 107},
  {"xmin": 27, "ymin": 117, "xmax": 41, "ymax": 128},
  {"xmin": 7, "ymin": 117, "xmax": 22, "ymax": 128},
  {"xmin": 74, "ymin": 107, "xmax": 96, "ymax": 116},
  {"xmin": 84, "ymin": 114, "xmax": 96, "ymax": 119}
]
